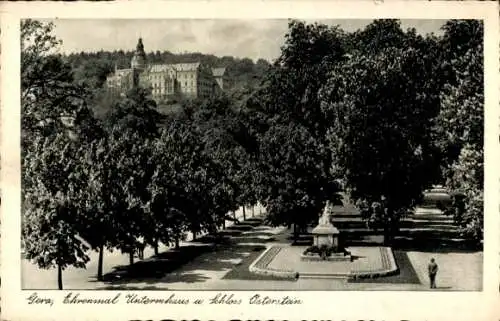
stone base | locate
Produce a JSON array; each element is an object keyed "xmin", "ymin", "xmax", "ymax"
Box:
[
  {"xmin": 300, "ymin": 253, "xmax": 352, "ymax": 262},
  {"xmin": 250, "ymin": 246, "xmax": 398, "ymax": 280}
]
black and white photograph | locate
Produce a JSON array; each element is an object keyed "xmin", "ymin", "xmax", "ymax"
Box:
[{"xmin": 18, "ymin": 17, "xmax": 486, "ymax": 292}]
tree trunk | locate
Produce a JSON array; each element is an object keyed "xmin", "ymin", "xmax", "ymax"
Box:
[
  {"xmin": 57, "ymin": 264, "xmax": 63, "ymax": 290},
  {"xmin": 252, "ymin": 206, "xmax": 255, "ymax": 217},
  {"xmin": 233, "ymin": 210, "xmax": 237, "ymax": 221},
  {"xmin": 175, "ymin": 237, "xmax": 180, "ymax": 250},
  {"xmin": 97, "ymin": 244, "xmax": 104, "ymax": 281},
  {"xmin": 293, "ymin": 224, "xmax": 298, "ymax": 243},
  {"xmin": 192, "ymin": 230, "xmax": 196, "ymax": 241},
  {"xmin": 129, "ymin": 251, "xmax": 134, "ymax": 265},
  {"xmin": 153, "ymin": 239, "xmax": 159, "ymax": 256},
  {"xmin": 383, "ymin": 220, "xmax": 392, "ymax": 245},
  {"xmin": 384, "ymin": 207, "xmax": 395, "ymax": 245},
  {"xmin": 243, "ymin": 206, "xmax": 246, "ymax": 221}
]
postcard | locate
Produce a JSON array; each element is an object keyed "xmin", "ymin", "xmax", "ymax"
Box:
[{"xmin": 1, "ymin": 1, "xmax": 499, "ymax": 320}]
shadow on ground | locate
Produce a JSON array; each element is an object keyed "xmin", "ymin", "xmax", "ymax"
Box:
[
  {"xmin": 98, "ymin": 217, "xmax": 286, "ymax": 286},
  {"xmin": 392, "ymin": 235, "xmax": 482, "ymax": 253},
  {"xmin": 99, "ymin": 244, "xmax": 217, "ymax": 284}
]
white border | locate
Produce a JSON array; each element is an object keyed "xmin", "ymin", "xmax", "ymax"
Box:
[{"xmin": 1, "ymin": 1, "xmax": 499, "ymax": 320}]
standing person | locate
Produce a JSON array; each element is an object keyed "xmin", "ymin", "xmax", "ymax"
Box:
[{"xmin": 428, "ymin": 258, "xmax": 439, "ymax": 289}]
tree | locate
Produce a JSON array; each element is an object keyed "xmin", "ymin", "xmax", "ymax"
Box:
[
  {"xmin": 262, "ymin": 20, "xmax": 347, "ymax": 140},
  {"xmin": 347, "ymin": 19, "xmax": 407, "ymax": 55},
  {"xmin": 110, "ymin": 127, "xmax": 155, "ymax": 265},
  {"xmin": 148, "ymin": 120, "xmax": 234, "ymax": 244},
  {"xmin": 258, "ymin": 121, "xmax": 340, "ymax": 240},
  {"xmin": 104, "ymin": 87, "xmax": 162, "ymax": 138},
  {"xmin": 78, "ymin": 131, "xmax": 126, "ymax": 279},
  {"xmin": 21, "ymin": 20, "xmax": 89, "ymax": 146},
  {"xmin": 22, "ymin": 134, "xmax": 90, "ymax": 290},
  {"xmin": 434, "ymin": 20, "xmax": 484, "ymax": 243},
  {"xmin": 73, "ymin": 59, "xmax": 114, "ymax": 89},
  {"xmin": 190, "ymin": 96, "xmax": 260, "ymax": 222},
  {"xmin": 446, "ymin": 146, "xmax": 483, "ymax": 241},
  {"xmin": 247, "ymin": 20, "xmax": 344, "ymax": 235},
  {"xmin": 21, "ymin": 19, "xmax": 95, "ymax": 288},
  {"xmin": 144, "ymin": 126, "xmax": 189, "ymax": 251},
  {"xmin": 320, "ymin": 38, "xmax": 441, "ymax": 244}
]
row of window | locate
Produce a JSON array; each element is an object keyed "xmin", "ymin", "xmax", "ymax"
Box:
[
  {"xmin": 152, "ymin": 88, "xmax": 174, "ymax": 94},
  {"xmin": 152, "ymin": 82, "xmax": 174, "ymax": 89},
  {"xmin": 148, "ymin": 74, "xmax": 175, "ymax": 81},
  {"xmin": 178, "ymin": 72, "xmax": 195, "ymax": 79}
]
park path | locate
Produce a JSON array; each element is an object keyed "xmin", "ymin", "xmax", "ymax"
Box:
[{"xmin": 21, "ymin": 205, "xmax": 263, "ymax": 290}]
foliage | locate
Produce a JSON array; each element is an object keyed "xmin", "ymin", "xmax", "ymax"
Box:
[
  {"xmin": 263, "ymin": 20, "xmax": 347, "ymax": 139},
  {"xmin": 22, "ymin": 134, "xmax": 90, "ymax": 289},
  {"xmin": 21, "ymin": 20, "xmax": 89, "ymax": 145},
  {"xmin": 149, "ymin": 121, "xmax": 232, "ymax": 238},
  {"xmin": 258, "ymin": 121, "xmax": 339, "ymax": 232},
  {"xmin": 194, "ymin": 96, "xmax": 260, "ymax": 209},
  {"xmin": 435, "ymin": 20, "xmax": 484, "ymax": 242},
  {"xmin": 248, "ymin": 20, "xmax": 345, "ymax": 234},
  {"xmin": 104, "ymin": 87, "xmax": 162, "ymax": 138},
  {"xmin": 319, "ymin": 21, "xmax": 442, "ymax": 243},
  {"xmin": 445, "ymin": 146, "xmax": 483, "ymax": 240},
  {"xmin": 21, "ymin": 19, "xmax": 97, "ymax": 288}
]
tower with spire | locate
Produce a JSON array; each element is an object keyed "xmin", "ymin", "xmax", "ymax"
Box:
[
  {"xmin": 131, "ymin": 38, "xmax": 147, "ymax": 87},
  {"xmin": 131, "ymin": 37, "xmax": 146, "ymax": 70}
]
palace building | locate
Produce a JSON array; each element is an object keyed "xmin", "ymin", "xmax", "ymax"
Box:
[{"xmin": 105, "ymin": 38, "xmax": 227, "ymax": 103}]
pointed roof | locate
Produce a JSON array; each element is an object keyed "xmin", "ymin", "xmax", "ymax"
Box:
[
  {"xmin": 211, "ymin": 67, "xmax": 226, "ymax": 77},
  {"xmin": 136, "ymin": 38, "xmax": 145, "ymax": 55}
]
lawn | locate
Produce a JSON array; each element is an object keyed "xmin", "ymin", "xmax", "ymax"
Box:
[
  {"xmin": 348, "ymin": 250, "xmax": 421, "ymax": 284},
  {"xmin": 222, "ymin": 245, "xmax": 297, "ymax": 281}
]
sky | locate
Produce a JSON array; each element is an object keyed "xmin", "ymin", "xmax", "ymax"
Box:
[{"xmin": 48, "ymin": 19, "xmax": 447, "ymax": 62}]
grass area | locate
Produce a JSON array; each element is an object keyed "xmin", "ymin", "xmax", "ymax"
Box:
[
  {"xmin": 222, "ymin": 245, "xmax": 297, "ymax": 281},
  {"xmin": 348, "ymin": 250, "xmax": 421, "ymax": 284}
]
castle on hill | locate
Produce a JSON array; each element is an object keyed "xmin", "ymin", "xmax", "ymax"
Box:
[{"xmin": 105, "ymin": 38, "xmax": 232, "ymax": 103}]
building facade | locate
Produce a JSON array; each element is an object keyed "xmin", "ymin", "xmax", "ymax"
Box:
[
  {"xmin": 211, "ymin": 67, "xmax": 233, "ymax": 91},
  {"xmin": 106, "ymin": 38, "xmax": 227, "ymax": 103}
]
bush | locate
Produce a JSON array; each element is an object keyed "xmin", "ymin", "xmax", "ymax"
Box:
[
  {"xmin": 303, "ymin": 244, "xmax": 350, "ymax": 258},
  {"xmin": 303, "ymin": 244, "xmax": 339, "ymax": 259},
  {"xmin": 303, "ymin": 245, "xmax": 320, "ymax": 255}
]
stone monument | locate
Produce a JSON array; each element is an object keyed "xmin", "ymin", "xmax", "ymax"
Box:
[
  {"xmin": 311, "ymin": 202, "xmax": 340, "ymax": 248},
  {"xmin": 301, "ymin": 201, "xmax": 351, "ymax": 261}
]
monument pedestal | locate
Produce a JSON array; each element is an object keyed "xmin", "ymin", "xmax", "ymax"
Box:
[
  {"xmin": 312, "ymin": 225, "xmax": 340, "ymax": 248},
  {"xmin": 301, "ymin": 207, "xmax": 351, "ymax": 262}
]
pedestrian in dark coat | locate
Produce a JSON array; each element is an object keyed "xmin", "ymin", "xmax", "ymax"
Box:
[{"xmin": 428, "ymin": 258, "xmax": 439, "ymax": 289}]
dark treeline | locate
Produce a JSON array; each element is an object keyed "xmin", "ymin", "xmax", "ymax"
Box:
[{"xmin": 21, "ymin": 19, "xmax": 483, "ymax": 290}]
